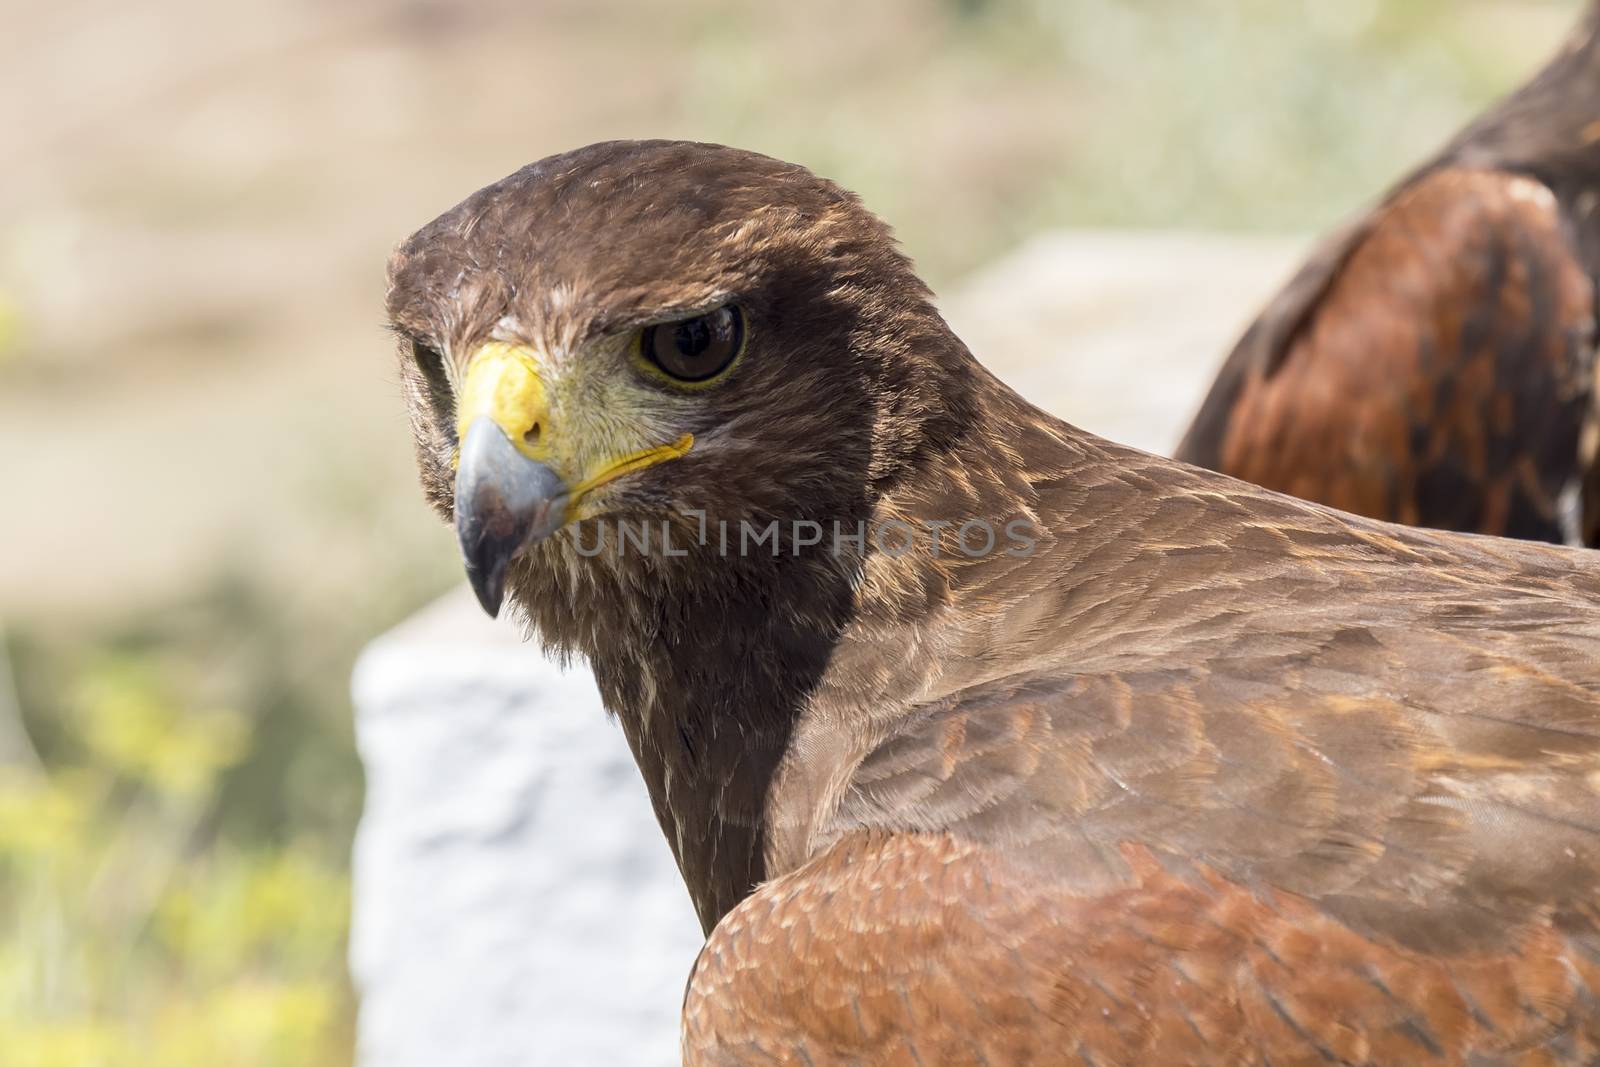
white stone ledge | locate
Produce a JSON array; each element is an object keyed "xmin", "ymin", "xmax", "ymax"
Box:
[{"xmin": 351, "ymin": 589, "xmax": 702, "ymax": 1067}]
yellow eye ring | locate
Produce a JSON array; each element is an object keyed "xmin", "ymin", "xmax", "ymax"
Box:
[{"xmin": 636, "ymin": 305, "xmax": 745, "ymax": 387}]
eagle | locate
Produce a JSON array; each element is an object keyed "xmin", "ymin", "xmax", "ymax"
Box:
[
  {"xmin": 387, "ymin": 141, "xmax": 1600, "ymax": 1065},
  {"xmin": 1177, "ymin": 1, "xmax": 1600, "ymax": 547}
]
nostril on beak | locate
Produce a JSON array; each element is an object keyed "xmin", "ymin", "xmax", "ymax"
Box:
[{"xmin": 524, "ymin": 422, "xmax": 541, "ymax": 447}]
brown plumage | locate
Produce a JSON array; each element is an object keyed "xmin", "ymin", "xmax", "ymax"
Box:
[
  {"xmin": 388, "ymin": 140, "xmax": 1600, "ymax": 1065},
  {"xmin": 1177, "ymin": 4, "xmax": 1600, "ymax": 546}
]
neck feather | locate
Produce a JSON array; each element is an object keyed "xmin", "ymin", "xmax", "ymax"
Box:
[{"xmin": 508, "ymin": 353, "xmax": 1124, "ymax": 930}]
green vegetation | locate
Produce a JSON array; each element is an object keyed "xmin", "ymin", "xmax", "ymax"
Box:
[{"xmin": 0, "ymin": 646, "xmax": 352, "ymax": 1066}]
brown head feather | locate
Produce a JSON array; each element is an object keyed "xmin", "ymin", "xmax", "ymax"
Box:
[{"xmin": 388, "ymin": 141, "xmax": 989, "ymax": 926}]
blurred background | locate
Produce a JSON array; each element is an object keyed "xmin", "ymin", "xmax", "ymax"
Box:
[{"xmin": 0, "ymin": 0, "xmax": 1585, "ymax": 1062}]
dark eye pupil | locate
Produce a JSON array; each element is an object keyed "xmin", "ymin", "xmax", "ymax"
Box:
[
  {"xmin": 643, "ymin": 305, "xmax": 743, "ymax": 382},
  {"xmin": 674, "ymin": 318, "xmax": 712, "ymax": 357}
]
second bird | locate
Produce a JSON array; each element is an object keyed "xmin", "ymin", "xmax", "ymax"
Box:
[{"xmin": 1178, "ymin": 2, "xmax": 1600, "ymax": 546}]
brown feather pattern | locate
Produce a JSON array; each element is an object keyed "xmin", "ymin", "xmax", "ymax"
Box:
[
  {"xmin": 1177, "ymin": 6, "xmax": 1600, "ymax": 546},
  {"xmin": 388, "ymin": 138, "xmax": 1600, "ymax": 1064}
]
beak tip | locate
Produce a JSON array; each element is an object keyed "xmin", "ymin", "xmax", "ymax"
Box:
[
  {"xmin": 453, "ymin": 417, "xmax": 571, "ymax": 619},
  {"xmin": 468, "ymin": 572, "xmax": 505, "ymax": 618},
  {"xmin": 460, "ymin": 536, "xmax": 510, "ymax": 618}
]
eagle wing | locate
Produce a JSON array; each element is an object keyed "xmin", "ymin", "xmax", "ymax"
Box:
[
  {"xmin": 684, "ymin": 531, "xmax": 1600, "ymax": 1065},
  {"xmin": 1176, "ymin": 167, "xmax": 1597, "ymax": 545},
  {"xmin": 684, "ymin": 834, "xmax": 1598, "ymax": 1066}
]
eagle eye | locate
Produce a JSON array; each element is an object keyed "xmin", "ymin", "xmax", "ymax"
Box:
[
  {"xmin": 640, "ymin": 305, "xmax": 744, "ymax": 383},
  {"xmin": 409, "ymin": 337, "xmax": 458, "ymax": 444}
]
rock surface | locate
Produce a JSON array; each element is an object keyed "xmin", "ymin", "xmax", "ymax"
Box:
[
  {"xmin": 948, "ymin": 229, "xmax": 1306, "ymax": 454},
  {"xmin": 349, "ymin": 230, "xmax": 1308, "ymax": 1065},
  {"xmin": 350, "ymin": 591, "xmax": 703, "ymax": 1067}
]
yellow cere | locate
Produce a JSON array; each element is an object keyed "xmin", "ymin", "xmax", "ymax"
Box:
[
  {"xmin": 456, "ymin": 342, "xmax": 550, "ymax": 461},
  {"xmin": 456, "ymin": 341, "xmax": 694, "ymax": 502}
]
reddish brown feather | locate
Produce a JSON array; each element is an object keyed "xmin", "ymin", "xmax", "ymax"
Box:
[
  {"xmin": 1177, "ymin": 7, "xmax": 1600, "ymax": 545},
  {"xmin": 387, "ymin": 139, "xmax": 1600, "ymax": 1066},
  {"xmin": 1184, "ymin": 169, "xmax": 1593, "ymax": 543},
  {"xmin": 684, "ymin": 837, "xmax": 1598, "ymax": 1066}
]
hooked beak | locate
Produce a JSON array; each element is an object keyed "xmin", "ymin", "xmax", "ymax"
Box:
[
  {"xmin": 454, "ymin": 415, "xmax": 570, "ymax": 617},
  {"xmin": 450, "ymin": 342, "xmax": 694, "ymax": 617}
]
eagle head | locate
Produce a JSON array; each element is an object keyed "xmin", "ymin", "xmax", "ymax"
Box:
[{"xmin": 386, "ymin": 140, "xmax": 977, "ymax": 620}]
